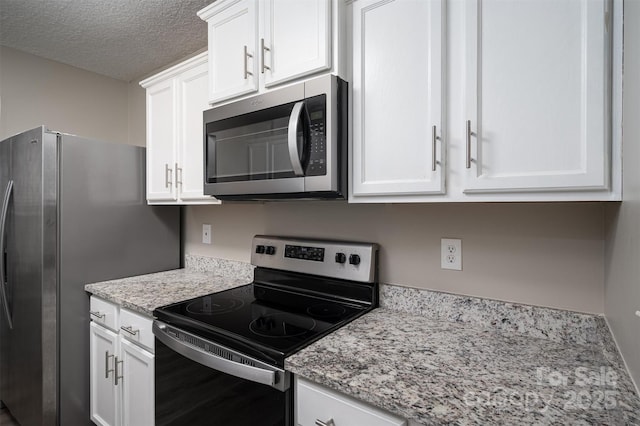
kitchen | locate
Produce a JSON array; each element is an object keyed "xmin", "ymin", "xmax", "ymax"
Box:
[{"xmin": 1, "ymin": 0, "xmax": 639, "ymax": 425}]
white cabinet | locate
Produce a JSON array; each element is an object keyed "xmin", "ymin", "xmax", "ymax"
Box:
[
  {"xmin": 120, "ymin": 339, "xmax": 154, "ymax": 426},
  {"xmin": 462, "ymin": 0, "xmax": 610, "ymax": 194},
  {"xmin": 140, "ymin": 52, "xmax": 220, "ymax": 205},
  {"xmin": 89, "ymin": 297, "xmax": 155, "ymax": 426},
  {"xmin": 262, "ymin": 0, "xmax": 331, "ymax": 88},
  {"xmin": 295, "ymin": 377, "xmax": 407, "ymax": 426},
  {"xmin": 90, "ymin": 322, "xmax": 119, "ymax": 426},
  {"xmin": 351, "ymin": 0, "xmax": 444, "ymax": 198},
  {"xmin": 202, "ymin": 0, "xmax": 258, "ymax": 104},
  {"xmin": 349, "ymin": 0, "xmax": 621, "ymax": 203},
  {"xmin": 198, "ymin": 0, "xmax": 336, "ymax": 105}
]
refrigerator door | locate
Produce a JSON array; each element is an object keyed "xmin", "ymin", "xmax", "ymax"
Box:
[
  {"xmin": 0, "ymin": 135, "xmax": 10, "ymax": 407},
  {"xmin": 0, "ymin": 126, "xmax": 58, "ymax": 426},
  {"xmin": 58, "ymin": 133, "xmax": 180, "ymax": 425}
]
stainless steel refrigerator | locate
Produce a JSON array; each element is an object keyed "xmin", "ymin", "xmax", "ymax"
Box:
[{"xmin": 0, "ymin": 126, "xmax": 181, "ymax": 426}]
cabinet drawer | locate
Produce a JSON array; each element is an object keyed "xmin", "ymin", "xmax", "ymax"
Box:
[
  {"xmin": 89, "ymin": 296, "xmax": 119, "ymax": 332},
  {"xmin": 295, "ymin": 377, "xmax": 406, "ymax": 426},
  {"xmin": 119, "ymin": 308, "xmax": 154, "ymax": 353}
]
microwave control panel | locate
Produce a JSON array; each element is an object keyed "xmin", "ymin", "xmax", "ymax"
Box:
[{"xmin": 306, "ymin": 95, "xmax": 326, "ymax": 176}]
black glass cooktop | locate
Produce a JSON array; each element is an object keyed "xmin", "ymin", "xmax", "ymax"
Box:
[{"xmin": 154, "ymin": 282, "xmax": 369, "ymax": 366}]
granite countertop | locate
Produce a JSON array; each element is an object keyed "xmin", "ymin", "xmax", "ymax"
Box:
[
  {"xmin": 84, "ymin": 269, "xmax": 249, "ymax": 316},
  {"xmin": 286, "ymin": 307, "xmax": 640, "ymax": 425},
  {"xmin": 84, "ymin": 256, "xmax": 640, "ymax": 424}
]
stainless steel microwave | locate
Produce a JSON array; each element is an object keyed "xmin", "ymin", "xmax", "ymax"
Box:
[{"xmin": 203, "ymin": 75, "xmax": 347, "ymax": 200}]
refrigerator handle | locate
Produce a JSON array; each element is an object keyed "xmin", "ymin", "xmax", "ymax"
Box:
[{"xmin": 0, "ymin": 180, "xmax": 13, "ymax": 329}]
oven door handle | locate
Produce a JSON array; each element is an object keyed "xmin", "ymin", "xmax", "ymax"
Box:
[
  {"xmin": 153, "ymin": 321, "xmax": 289, "ymax": 392},
  {"xmin": 287, "ymin": 101, "xmax": 307, "ymax": 177}
]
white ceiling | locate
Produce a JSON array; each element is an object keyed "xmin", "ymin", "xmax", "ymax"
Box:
[{"xmin": 0, "ymin": 0, "xmax": 214, "ymax": 82}]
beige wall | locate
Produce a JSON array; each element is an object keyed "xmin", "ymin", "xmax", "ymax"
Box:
[
  {"xmin": 186, "ymin": 202, "xmax": 605, "ymax": 314},
  {"xmin": 0, "ymin": 46, "xmax": 131, "ymax": 144},
  {"xmin": 605, "ymin": 0, "xmax": 640, "ymax": 390},
  {"xmin": 127, "ymin": 81, "xmax": 146, "ymax": 146}
]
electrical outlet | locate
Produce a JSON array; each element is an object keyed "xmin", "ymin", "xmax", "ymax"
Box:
[
  {"xmin": 202, "ymin": 224, "xmax": 212, "ymax": 244},
  {"xmin": 441, "ymin": 238, "xmax": 462, "ymax": 270}
]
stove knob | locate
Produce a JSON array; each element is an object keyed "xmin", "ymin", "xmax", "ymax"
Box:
[
  {"xmin": 335, "ymin": 252, "xmax": 346, "ymax": 264},
  {"xmin": 265, "ymin": 246, "xmax": 276, "ymax": 255},
  {"xmin": 349, "ymin": 254, "xmax": 361, "ymax": 266},
  {"xmin": 255, "ymin": 245, "xmax": 266, "ymax": 254}
]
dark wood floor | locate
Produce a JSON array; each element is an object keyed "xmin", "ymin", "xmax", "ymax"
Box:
[{"xmin": 0, "ymin": 407, "xmax": 19, "ymax": 425}]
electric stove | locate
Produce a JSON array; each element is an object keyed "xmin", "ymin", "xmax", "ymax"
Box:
[{"xmin": 152, "ymin": 236, "xmax": 379, "ymax": 426}]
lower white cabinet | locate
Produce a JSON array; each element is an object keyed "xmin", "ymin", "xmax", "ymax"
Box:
[
  {"xmin": 89, "ymin": 297, "xmax": 155, "ymax": 426},
  {"xmin": 295, "ymin": 376, "xmax": 407, "ymax": 426},
  {"xmin": 90, "ymin": 322, "xmax": 119, "ymax": 426},
  {"xmin": 120, "ymin": 339, "xmax": 154, "ymax": 426}
]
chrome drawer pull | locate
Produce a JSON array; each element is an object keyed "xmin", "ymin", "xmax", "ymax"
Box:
[
  {"xmin": 114, "ymin": 356, "xmax": 123, "ymax": 386},
  {"xmin": 244, "ymin": 45, "xmax": 253, "ymax": 79},
  {"xmin": 466, "ymin": 120, "xmax": 475, "ymax": 169},
  {"xmin": 90, "ymin": 311, "xmax": 105, "ymax": 319},
  {"xmin": 120, "ymin": 325, "xmax": 139, "ymax": 336},
  {"xmin": 261, "ymin": 38, "xmax": 270, "ymax": 73},
  {"xmin": 105, "ymin": 351, "xmax": 114, "ymax": 379},
  {"xmin": 315, "ymin": 419, "xmax": 335, "ymax": 426}
]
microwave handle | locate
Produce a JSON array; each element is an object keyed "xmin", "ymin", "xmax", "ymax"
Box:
[{"xmin": 287, "ymin": 101, "xmax": 307, "ymax": 176}]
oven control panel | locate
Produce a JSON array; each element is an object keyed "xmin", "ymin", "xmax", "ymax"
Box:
[{"xmin": 251, "ymin": 235, "xmax": 378, "ymax": 283}]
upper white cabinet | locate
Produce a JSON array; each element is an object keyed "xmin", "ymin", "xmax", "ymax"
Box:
[
  {"xmin": 201, "ymin": 0, "xmax": 258, "ymax": 104},
  {"xmin": 351, "ymin": 0, "xmax": 444, "ymax": 197},
  {"xmin": 349, "ymin": 0, "xmax": 621, "ymax": 203},
  {"xmin": 140, "ymin": 52, "xmax": 220, "ymax": 205},
  {"xmin": 262, "ymin": 0, "xmax": 331, "ymax": 87},
  {"xmin": 463, "ymin": 0, "xmax": 610, "ymax": 194},
  {"xmin": 198, "ymin": 0, "xmax": 337, "ymax": 105}
]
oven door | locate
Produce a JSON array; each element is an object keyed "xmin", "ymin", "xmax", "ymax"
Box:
[{"xmin": 153, "ymin": 321, "xmax": 292, "ymax": 426}]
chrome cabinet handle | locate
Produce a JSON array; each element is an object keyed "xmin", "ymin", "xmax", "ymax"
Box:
[
  {"xmin": 165, "ymin": 163, "xmax": 173, "ymax": 188},
  {"xmin": 0, "ymin": 180, "xmax": 14, "ymax": 330},
  {"xmin": 244, "ymin": 45, "xmax": 253, "ymax": 79},
  {"xmin": 120, "ymin": 325, "xmax": 139, "ymax": 336},
  {"xmin": 105, "ymin": 351, "xmax": 114, "ymax": 379},
  {"xmin": 260, "ymin": 38, "xmax": 270, "ymax": 73},
  {"xmin": 315, "ymin": 419, "xmax": 335, "ymax": 426},
  {"xmin": 432, "ymin": 125, "xmax": 440, "ymax": 172},
  {"xmin": 175, "ymin": 162, "xmax": 182, "ymax": 188},
  {"xmin": 90, "ymin": 311, "xmax": 105, "ymax": 320},
  {"xmin": 466, "ymin": 120, "xmax": 474, "ymax": 169},
  {"xmin": 114, "ymin": 356, "xmax": 123, "ymax": 386},
  {"xmin": 287, "ymin": 101, "xmax": 307, "ymax": 176}
]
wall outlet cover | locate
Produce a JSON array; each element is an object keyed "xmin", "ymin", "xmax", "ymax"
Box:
[
  {"xmin": 202, "ymin": 224, "xmax": 212, "ymax": 244},
  {"xmin": 441, "ymin": 238, "xmax": 462, "ymax": 270}
]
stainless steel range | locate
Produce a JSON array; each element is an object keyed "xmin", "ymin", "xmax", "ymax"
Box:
[{"xmin": 152, "ymin": 235, "xmax": 379, "ymax": 426}]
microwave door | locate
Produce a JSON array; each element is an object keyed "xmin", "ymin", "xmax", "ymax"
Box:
[{"xmin": 205, "ymin": 101, "xmax": 307, "ymax": 197}]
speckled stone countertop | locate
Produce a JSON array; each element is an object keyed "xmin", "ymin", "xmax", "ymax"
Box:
[
  {"xmin": 85, "ymin": 269, "xmax": 249, "ymax": 316},
  {"xmin": 286, "ymin": 289, "xmax": 640, "ymax": 425},
  {"xmin": 85, "ymin": 256, "xmax": 640, "ymax": 424}
]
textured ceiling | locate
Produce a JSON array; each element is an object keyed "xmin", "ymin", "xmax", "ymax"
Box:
[{"xmin": 0, "ymin": 0, "xmax": 214, "ymax": 82}]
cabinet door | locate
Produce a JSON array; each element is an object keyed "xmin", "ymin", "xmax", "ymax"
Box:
[
  {"xmin": 208, "ymin": 0, "xmax": 258, "ymax": 103},
  {"xmin": 262, "ymin": 0, "xmax": 331, "ymax": 87},
  {"xmin": 351, "ymin": 0, "xmax": 444, "ymax": 198},
  {"xmin": 296, "ymin": 377, "xmax": 406, "ymax": 426},
  {"xmin": 146, "ymin": 79, "xmax": 177, "ymax": 201},
  {"xmin": 177, "ymin": 61, "xmax": 218, "ymax": 202},
  {"xmin": 90, "ymin": 323, "xmax": 119, "ymax": 426},
  {"xmin": 120, "ymin": 339, "xmax": 154, "ymax": 426},
  {"xmin": 463, "ymin": 0, "xmax": 610, "ymax": 193}
]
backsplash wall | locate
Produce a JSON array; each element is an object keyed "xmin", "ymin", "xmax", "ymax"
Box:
[{"xmin": 185, "ymin": 201, "xmax": 605, "ymax": 314}]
